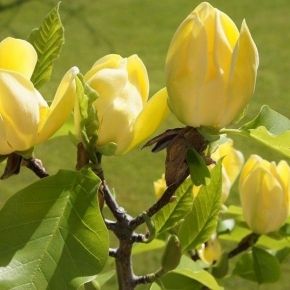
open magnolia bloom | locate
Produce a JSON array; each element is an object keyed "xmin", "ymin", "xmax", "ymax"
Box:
[
  {"xmin": 79, "ymin": 54, "xmax": 168, "ymax": 155},
  {"xmin": 166, "ymin": 2, "xmax": 259, "ymax": 128},
  {"xmin": 0, "ymin": 37, "xmax": 78, "ymax": 155}
]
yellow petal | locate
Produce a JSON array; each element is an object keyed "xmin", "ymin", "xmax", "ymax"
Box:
[
  {"xmin": 153, "ymin": 174, "xmax": 167, "ymax": 199},
  {"xmin": 125, "ymin": 87, "xmax": 169, "ymax": 153},
  {"xmin": 213, "ymin": 140, "xmax": 244, "ymax": 184},
  {"xmin": 276, "ymin": 160, "xmax": 290, "ymax": 212},
  {"xmin": 166, "ymin": 13, "xmax": 208, "ymax": 127},
  {"xmin": 36, "ymin": 67, "xmax": 79, "ymax": 144},
  {"xmin": 0, "ymin": 71, "xmax": 47, "ymax": 152},
  {"xmin": 239, "ymin": 154, "xmax": 261, "ymax": 184},
  {"xmin": 0, "ymin": 113, "xmax": 13, "ymax": 155},
  {"xmin": 84, "ymin": 54, "xmax": 122, "ymax": 82},
  {"xmin": 258, "ymin": 171, "xmax": 287, "ymax": 233},
  {"xmin": 0, "ymin": 37, "xmax": 37, "ymax": 79},
  {"xmin": 221, "ymin": 20, "xmax": 259, "ymax": 126},
  {"xmin": 127, "ymin": 54, "xmax": 149, "ymax": 103}
]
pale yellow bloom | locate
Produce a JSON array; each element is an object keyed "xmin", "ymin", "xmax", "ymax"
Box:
[
  {"xmin": 0, "ymin": 37, "xmax": 78, "ymax": 155},
  {"xmin": 166, "ymin": 2, "xmax": 259, "ymax": 128},
  {"xmin": 78, "ymin": 54, "xmax": 168, "ymax": 155},
  {"xmin": 239, "ymin": 155, "xmax": 290, "ymax": 234},
  {"xmin": 198, "ymin": 235, "xmax": 222, "ymax": 265},
  {"xmin": 211, "ymin": 139, "xmax": 244, "ymax": 202}
]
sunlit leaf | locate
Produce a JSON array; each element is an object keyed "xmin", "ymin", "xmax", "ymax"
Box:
[
  {"xmin": 223, "ymin": 105, "xmax": 290, "ymax": 158},
  {"xmin": 29, "ymin": 2, "xmax": 64, "ymax": 88},
  {"xmin": 0, "ymin": 169, "xmax": 109, "ymax": 289},
  {"xmin": 153, "ymin": 179, "xmax": 194, "ymax": 234},
  {"xmin": 178, "ymin": 162, "xmax": 222, "ymax": 251}
]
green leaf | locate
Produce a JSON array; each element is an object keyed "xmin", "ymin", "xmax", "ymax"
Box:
[
  {"xmin": 29, "ymin": 2, "xmax": 64, "ymax": 89},
  {"xmin": 252, "ymin": 247, "xmax": 281, "ymax": 284},
  {"xmin": 212, "ymin": 253, "xmax": 229, "ymax": 279},
  {"xmin": 150, "ymin": 283, "xmax": 162, "ymax": 290},
  {"xmin": 79, "ymin": 270, "xmax": 115, "ymax": 290},
  {"xmin": 275, "ymin": 247, "xmax": 290, "ymax": 263},
  {"xmin": 76, "ymin": 75, "xmax": 101, "ymax": 161},
  {"xmin": 187, "ymin": 148, "xmax": 210, "ymax": 186},
  {"xmin": 157, "ymin": 264, "xmax": 223, "ymax": 290},
  {"xmin": 153, "ymin": 179, "xmax": 194, "ymax": 234},
  {"xmin": 242, "ymin": 126, "xmax": 290, "ymax": 158},
  {"xmin": 0, "ymin": 169, "xmax": 109, "ymax": 290},
  {"xmin": 178, "ymin": 162, "xmax": 222, "ymax": 251},
  {"xmin": 233, "ymin": 252, "xmax": 256, "ymax": 282},
  {"xmin": 223, "ymin": 105, "xmax": 290, "ymax": 158},
  {"xmin": 241, "ymin": 105, "xmax": 290, "ymax": 134},
  {"xmin": 233, "ymin": 248, "xmax": 281, "ymax": 284},
  {"xmin": 157, "ymin": 271, "xmax": 203, "ymax": 290},
  {"xmin": 173, "ymin": 269, "xmax": 223, "ymax": 290}
]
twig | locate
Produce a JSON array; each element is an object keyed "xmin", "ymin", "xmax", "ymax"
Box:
[
  {"xmin": 134, "ymin": 269, "xmax": 163, "ymax": 286},
  {"xmin": 109, "ymin": 248, "xmax": 117, "ymax": 258},
  {"xmin": 23, "ymin": 158, "xmax": 49, "ymax": 178},
  {"xmin": 131, "ymin": 233, "xmax": 148, "ymax": 243},
  {"xmin": 228, "ymin": 232, "xmax": 260, "ymax": 259},
  {"xmin": 130, "ymin": 183, "xmax": 179, "ymax": 229},
  {"xmin": 100, "ymin": 181, "xmax": 131, "ymax": 223}
]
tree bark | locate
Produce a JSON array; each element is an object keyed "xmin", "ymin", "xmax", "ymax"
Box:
[{"xmin": 115, "ymin": 239, "xmax": 135, "ymax": 290}]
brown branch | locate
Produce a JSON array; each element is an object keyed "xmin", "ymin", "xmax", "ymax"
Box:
[
  {"xmin": 228, "ymin": 232, "xmax": 260, "ymax": 259},
  {"xmin": 130, "ymin": 183, "xmax": 179, "ymax": 229},
  {"xmin": 23, "ymin": 158, "xmax": 49, "ymax": 178}
]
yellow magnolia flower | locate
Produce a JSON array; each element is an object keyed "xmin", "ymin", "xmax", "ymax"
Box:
[
  {"xmin": 79, "ymin": 54, "xmax": 168, "ymax": 155},
  {"xmin": 165, "ymin": 2, "xmax": 259, "ymax": 128},
  {"xmin": 0, "ymin": 37, "xmax": 78, "ymax": 155},
  {"xmin": 198, "ymin": 235, "xmax": 222, "ymax": 265},
  {"xmin": 239, "ymin": 155, "xmax": 290, "ymax": 234},
  {"xmin": 211, "ymin": 139, "xmax": 244, "ymax": 202}
]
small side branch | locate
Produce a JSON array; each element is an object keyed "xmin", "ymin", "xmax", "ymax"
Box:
[
  {"xmin": 130, "ymin": 183, "xmax": 179, "ymax": 229},
  {"xmin": 100, "ymin": 181, "xmax": 130, "ymax": 223},
  {"xmin": 109, "ymin": 248, "xmax": 117, "ymax": 258},
  {"xmin": 134, "ymin": 269, "xmax": 164, "ymax": 286},
  {"xmin": 23, "ymin": 158, "xmax": 49, "ymax": 178},
  {"xmin": 228, "ymin": 232, "xmax": 260, "ymax": 259}
]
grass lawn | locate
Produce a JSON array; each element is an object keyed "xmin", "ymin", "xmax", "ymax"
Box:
[{"xmin": 0, "ymin": 0, "xmax": 290, "ymax": 289}]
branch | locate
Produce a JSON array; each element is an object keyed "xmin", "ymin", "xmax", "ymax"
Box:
[
  {"xmin": 228, "ymin": 232, "xmax": 260, "ymax": 259},
  {"xmin": 134, "ymin": 269, "xmax": 164, "ymax": 286},
  {"xmin": 109, "ymin": 248, "xmax": 117, "ymax": 258},
  {"xmin": 100, "ymin": 180, "xmax": 131, "ymax": 223},
  {"xmin": 130, "ymin": 183, "xmax": 179, "ymax": 229},
  {"xmin": 23, "ymin": 158, "xmax": 49, "ymax": 178}
]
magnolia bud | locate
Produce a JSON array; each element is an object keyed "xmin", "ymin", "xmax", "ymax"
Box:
[
  {"xmin": 239, "ymin": 155, "xmax": 290, "ymax": 234},
  {"xmin": 161, "ymin": 235, "xmax": 182, "ymax": 272},
  {"xmin": 166, "ymin": 2, "xmax": 259, "ymax": 128}
]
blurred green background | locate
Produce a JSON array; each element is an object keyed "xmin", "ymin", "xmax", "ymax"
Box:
[{"xmin": 0, "ymin": 0, "xmax": 289, "ymax": 289}]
